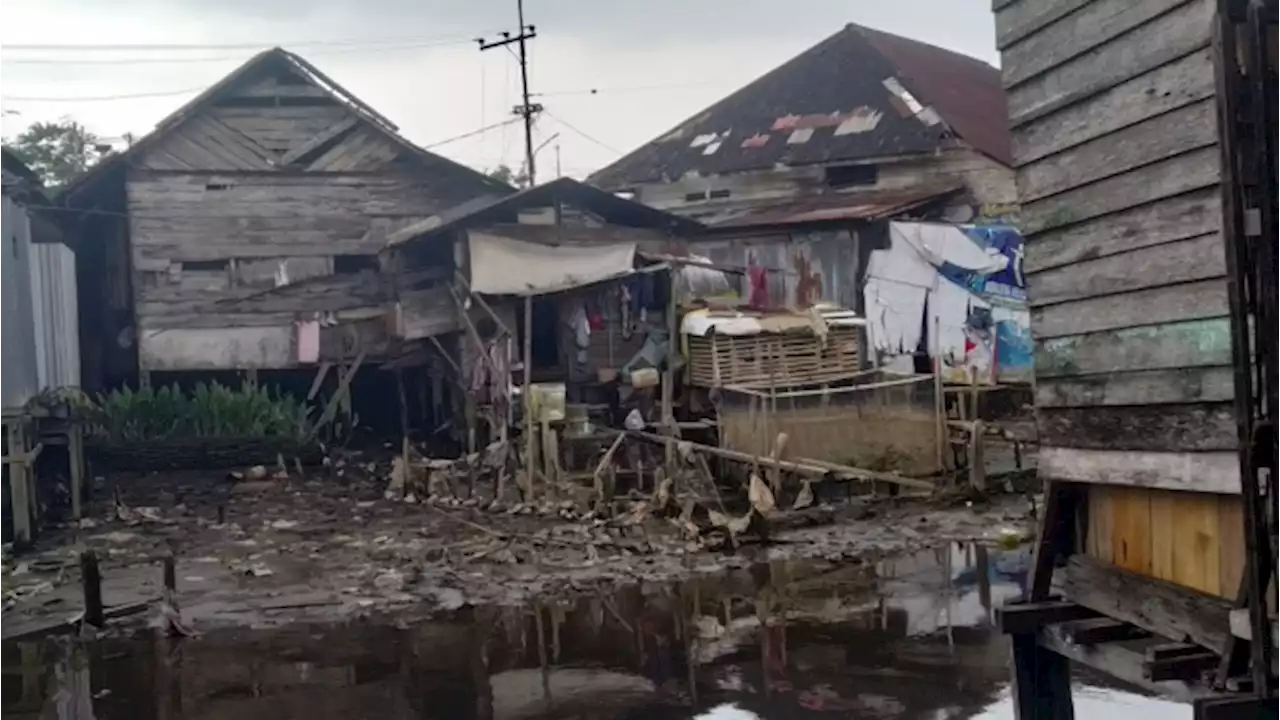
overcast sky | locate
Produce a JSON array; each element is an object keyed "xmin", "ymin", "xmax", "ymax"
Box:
[{"xmin": 1, "ymin": 0, "xmax": 1000, "ymax": 179}]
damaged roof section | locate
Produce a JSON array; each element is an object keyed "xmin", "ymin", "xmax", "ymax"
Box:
[
  {"xmin": 684, "ymin": 184, "xmax": 964, "ymax": 231},
  {"xmin": 590, "ymin": 23, "xmax": 1010, "ymax": 188},
  {"xmin": 385, "ymin": 176, "xmax": 704, "ymax": 249}
]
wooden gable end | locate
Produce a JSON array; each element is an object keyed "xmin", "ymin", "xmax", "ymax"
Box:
[{"xmin": 135, "ymin": 61, "xmax": 408, "ymax": 175}]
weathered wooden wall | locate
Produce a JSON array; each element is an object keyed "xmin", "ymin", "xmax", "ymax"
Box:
[
  {"xmin": 998, "ymin": 0, "xmax": 1233, "ymax": 477},
  {"xmin": 995, "ymin": 0, "xmax": 1238, "ymax": 592},
  {"xmin": 125, "ymin": 59, "xmax": 494, "ymax": 371}
]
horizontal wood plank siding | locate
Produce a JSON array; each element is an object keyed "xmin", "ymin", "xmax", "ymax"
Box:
[
  {"xmin": 996, "ymin": 0, "xmax": 1235, "ymax": 503},
  {"xmin": 1027, "ymin": 232, "xmax": 1224, "ymax": 307},
  {"xmin": 1005, "ymin": 0, "xmax": 1215, "ymax": 127}
]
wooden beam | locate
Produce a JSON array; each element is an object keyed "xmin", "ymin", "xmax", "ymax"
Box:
[
  {"xmin": 996, "ymin": 600, "xmax": 1099, "ymax": 635},
  {"xmin": 1038, "ymin": 447, "xmax": 1241, "ymax": 494},
  {"xmin": 454, "ymin": 272, "xmax": 513, "ymax": 338},
  {"xmin": 305, "ymin": 351, "xmax": 365, "ymax": 441},
  {"xmin": 1039, "ymin": 624, "xmax": 1217, "ymax": 702},
  {"xmin": 1028, "ymin": 481, "xmax": 1079, "ymax": 600},
  {"xmin": 279, "ymin": 117, "xmax": 358, "ymax": 167},
  {"xmin": 1193, "ymin": 696, "xmax": 1278, "ymax": 720},
  {"xmin": 1058, "ymin": 554, "xmax": 1235, "ymax": 652},
  {"xmin": 522, "ymin": 293, "xmax": 534, "ymax": 500},
  {"xmin": 1057, "ymin": 617, "xmax": 1151, "ymax": 645},
  {"xmin": 1011, "ymin": 633, "xmax": 1074, "ymax": 719},
  {"xmin": 1145, "ymin": 649, "xmax": 1220, "ymax": 682}
]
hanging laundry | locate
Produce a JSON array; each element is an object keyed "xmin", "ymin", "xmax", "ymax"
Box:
[{"xmin": 748, "ymin": 265, "xmax": 770, "ymax": 308}]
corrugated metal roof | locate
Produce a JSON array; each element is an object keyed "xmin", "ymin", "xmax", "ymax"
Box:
[
  {"xmin": 589, "ymin": 24, "xmax": 1010, "ymax": 188},
  {"xmin": 686, "ymin": 185, "xmax": 962, "ymax": 229}
]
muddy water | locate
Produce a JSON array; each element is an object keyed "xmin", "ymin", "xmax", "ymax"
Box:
[{"xmin": 3, "ymin": 543, "xmax": 1188, "ymax": 720}]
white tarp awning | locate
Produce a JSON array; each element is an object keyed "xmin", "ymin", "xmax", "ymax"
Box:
[{"xmin": 468, "ymin": 231, "xmax": 637, "ymax": 296}]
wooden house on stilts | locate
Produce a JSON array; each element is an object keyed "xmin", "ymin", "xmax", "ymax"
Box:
[{"xmin": 991, "ymin": 0, "xmax": 1276, "ymax": 716}]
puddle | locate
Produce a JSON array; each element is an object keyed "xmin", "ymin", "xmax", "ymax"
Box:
[{"xmin": 2, "ymin": 543, "xmax": 1187, "ymax": 719}]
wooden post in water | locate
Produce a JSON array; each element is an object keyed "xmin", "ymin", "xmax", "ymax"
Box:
[
  {"xmin": 6, "ymin": 418, "xmax": 32, "ymax": 547},
  {"xmin": 81, "ymin": 550, "xmax": 104, "ymax": 627}
]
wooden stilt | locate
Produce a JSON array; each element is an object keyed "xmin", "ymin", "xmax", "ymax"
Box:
[
  {"xmin": 662, "ymin": 269, "xmax": 678, "ymax": 472},
  {"xmin": 6, "ymin": 417, "xmax": 31, "ymax": 545},
  {"xmin": 1011, "ymin": 633, "xmax": 1075, "ymax": 719},
  {"xmin": 69, "ymin": 421, "xmax": 84, "ymax": 521},
  {"xmin": 81, "ymin": 549, "xmax": 104, "ymax": 627},
  {"xmin": 522, "ymin": 294, "xmax": 535, "ymax": 501}
]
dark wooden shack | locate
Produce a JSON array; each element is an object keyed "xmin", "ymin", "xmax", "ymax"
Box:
[{"xmin": 56, "ymin": 47, "xmax": 508, "ymax": 389}]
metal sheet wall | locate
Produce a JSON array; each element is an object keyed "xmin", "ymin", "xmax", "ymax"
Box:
[
  {"xmin": 29, "ymin": 241, "xmax": 80, "ymax": 390},
  {"xmin": 0, "ymin": 193, "xmax": 38, "ymax": 409}
]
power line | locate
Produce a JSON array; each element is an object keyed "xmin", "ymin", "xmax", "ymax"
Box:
[
  {"xmin": 1, "ymin": 37, "xmax": 487, "ymax": 66},
  {"xmin": 533, "ymin": 80, "xmax": 722, "ymax": 97},
  {"xmin": 542, "ymin": 109, "xmax": 624, "ymax": 156},
  {"xmin": 422, "ymin": 118, "xmax": 522, "ymax": 149},
  {"xmin": 2, "ymin": 88, "xmax": 204, "ymax": 102},
  {"xmin": 1, "ymin": 32, "xmax": 495, "ymax": 52}
]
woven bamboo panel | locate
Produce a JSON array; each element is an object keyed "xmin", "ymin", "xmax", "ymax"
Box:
[{"xmin": 687, "ymin": 327, "xmax": 861, "ymax": 388}]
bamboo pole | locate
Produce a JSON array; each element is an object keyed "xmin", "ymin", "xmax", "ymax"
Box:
[
  {"xmin": 522, "ymin": 293, "xmax": 535, "ymax": 501},
  {"xmin": 662, "ymin": 269, "xmax": 678, "ymax": 470}
]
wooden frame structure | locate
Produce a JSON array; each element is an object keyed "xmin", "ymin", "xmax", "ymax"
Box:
[{"xmin": 991, "ymin": 0, "xmax": 1277, "ymax": 715}]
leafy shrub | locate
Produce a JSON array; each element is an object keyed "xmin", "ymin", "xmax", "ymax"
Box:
[{"xmin": 85, "ymin": 382, "xmax": 314, "ymax": 443}]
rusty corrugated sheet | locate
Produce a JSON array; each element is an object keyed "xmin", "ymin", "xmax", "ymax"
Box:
[
  {"xmin": 689, "ymin": 185, "xmax": 961, "ymax": 230},
  {"xmin": 699, "ymin": 228, "xmax": 861, "ymax": 311},
  {"xmin": 590, "ymin": 24, "xmax": 1009, "ymax": 188}
]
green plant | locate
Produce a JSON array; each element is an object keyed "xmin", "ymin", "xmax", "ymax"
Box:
[{"xmin": 85, "ymin": 382, "xmax": 314, "ymax": 443}]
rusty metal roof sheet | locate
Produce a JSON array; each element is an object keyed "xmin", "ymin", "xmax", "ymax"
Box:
[
  {"xmin": 687, "ymin": 185, "xmax": 963, "ymax": 230},
  {"xmin": 589, "ymin": 24, "xmax": 1010, "ymax": 188}
]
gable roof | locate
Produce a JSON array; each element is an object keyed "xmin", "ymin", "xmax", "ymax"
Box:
[
  {"xmin": 59, "ymin": 47, "xmax": 511, "ymax": 205},
  {"xmin": 386, "ymin": 176, "xmax": 704, "ymax": 248},
  {"xmin": 589, "ymin": 23, "xmax": 1010, "ymax": 188}
]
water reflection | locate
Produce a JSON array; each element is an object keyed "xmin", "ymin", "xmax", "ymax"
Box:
[{"xmin": 2, "ymin": 543, "xmax": 1185, "ymax": 719}]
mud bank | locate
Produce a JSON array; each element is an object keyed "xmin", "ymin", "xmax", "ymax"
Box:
[{"xmin": 3, "ymin": 466, "xmax": 1035, "ymax": 636}]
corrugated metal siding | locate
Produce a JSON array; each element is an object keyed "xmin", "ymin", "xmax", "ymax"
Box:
[
  {"xmin": 2, "ymin": 195, "xmax": 41, "ymax": 409},
  {"xmin": 29, "ymin": 242, "xmax": 80, "ymax": 390},
  {"xmin": 697, "ymin": 228, "xmax": 862, "ymax": 311}
]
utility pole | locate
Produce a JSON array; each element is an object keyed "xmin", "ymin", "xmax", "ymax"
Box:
[{"xmin": 478, "ymin": 0, "xmax": 540, "ymax": 186}]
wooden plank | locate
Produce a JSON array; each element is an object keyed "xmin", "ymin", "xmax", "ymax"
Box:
[
  {"xmin": 1035, "ymin": 366, "xmax": 1236, "ymax": 407},
  {"xmin": 1039, "ymin": 447, "xmax": 1241, "ymax": 494},
  {"xmin": 139, "ymin": 325, "xmax": 296, "ymax": 370},
  {"xmin": 1058, "ymin": 553, "xmax": 1234, "ymax": 652},
  {"xmin": 1025, "ymin": 189, "xmax": 1221, "ymax": 274},
  {"xmin": 997, "ymin": 600, "xmax": 1100, "ymax": 634},
  {"xmin": 1089, "ymin": 485, "xmax": 1115, "ymax": 563},
  {"xmin": 1058, "ymin": 617, "xmax": 1152, "ymax": 644},
  {"xmin": 995, "ymin": 0, "xmax": 1092, "ymax": 50},
  {"xmin": 189, "ymin": 115, "xmax": 276, "ymax": 169},
  {"xmin": 1003, "ymin": 0, "xmax": 1192, "ymax": 89},
  {"xmin": 1028, "ymin": 232, "xmax": 1225, "ymax": 308},
  {"xmin": 1036, "ymin": 318, "xmax": 1233, "ymax": 377},
  {"xmin": 1020, "ymin": 145, "xmax": 1220, "ymax": 235},
  {"xmin": 1040, "ymin": 626, "xmax": 1215, "ymax": 702},
  {"xmin": 1151, "ymin": 489, "xmax": 1178, "ymax": 585},
  {"xmin": 1032, "ymin": 277, "xmax": 1228, "ymax": 339},
  {"xmin": 1013, "ymin": 47, "xmax": 1217, "ymax": 166},
  {"xmin": 279, "ymin": 117, "xmax": 358, "ymax": 167},
  {"xmin": 1018, "ymin": 98, "xmax": 1218, "ymax": 203},
  {"xmin": 309, "ymin": 127, "xmax": 376, "ymax": 172},
  {"xmin": 1169, "ymin": 492, "xmax": 1222, "ymax": 596},
  {"xmin": 1110, "ymin": 486, "xmax": 1153, "ymax": 576},
  {"xmin": 211, "ymin": 106, "xmax": 353, "ymax": 152},
  {"xmin": 1193, "ymin": 696, "xmax": 1279, "ymax": 720},
  {"xmin": 1217, "ymin": 497, "xmax": 1246, "ymax": 599},
  {"xmin": 1006, "ymin": 0, "xmax": 1216, "ymax": 127},
  {"xmin": 1039, "ymin": 403, "xmax": 1237, "ymax": 451}
]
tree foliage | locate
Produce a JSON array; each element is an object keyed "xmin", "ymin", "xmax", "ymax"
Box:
[
  {"xmin": 487, "ymin": 163, "xmax": 529, "ymax": 188},
  {"xmin": 4, "ymin": 118, "xmax": 109, "ymax": 188}
]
